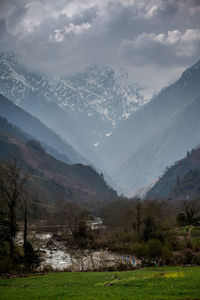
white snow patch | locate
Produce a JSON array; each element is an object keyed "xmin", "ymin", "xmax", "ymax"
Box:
[
  {"xmin": 122, "ymin": 112, "xmax": 131, "ymax": 119},
  {"xmin": 105, "ymin": 131, "xmax": 112, "ymax": 137},
  {"xmin": 93, "ymin": 141, "xmax": 99, "ymax": 147}
]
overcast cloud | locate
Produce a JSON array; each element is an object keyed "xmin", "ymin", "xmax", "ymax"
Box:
[{"xmin": 0, "ymin": 0, "xmax": 200, "ymax": 97}]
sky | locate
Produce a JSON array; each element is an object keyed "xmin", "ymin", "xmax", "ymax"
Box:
[{"xmin": 0, "ymin": 0, "xmax": 200, "ymax": 98}]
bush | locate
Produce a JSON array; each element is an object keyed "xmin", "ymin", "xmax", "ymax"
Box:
[
  {"xmin": 176, "ymin": 213, "xmax": 187, "ymax": 226},
  {"xmin": 131, "ymin": 239, "xmax": 173, "ymax": 266},
  {"xmin": 130, "ymin": 242, "xmax": 146, "ymax": 259},
  {"xmin": 24, "ymin": 241, "xmax": 40, "ymax": 270},
  {"xmin": 175, "ymin": 249, "xmax": 200, "ymax": 265},
  {"xmin": 0, "ymin": 242, "xmax": 24, "ymax": 274},
  {"xmin": 145, "ymin": 240, "xmax": 163, "ymax": 259}
]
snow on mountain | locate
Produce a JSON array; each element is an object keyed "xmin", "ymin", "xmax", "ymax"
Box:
[
  {"xmin": 0, "ymin": 53, "xmax": 146, "ymax": 136},
  {"xmin": 0, "ymin": 53, "xmax": 34, "ymax": 103},
  {"xmin": 0, "ymin": 52, "xmax": 149, "ymax": 175},
  {"xmin": 64, "ymin": 66, "xmax": 145, "ymax": 125}
]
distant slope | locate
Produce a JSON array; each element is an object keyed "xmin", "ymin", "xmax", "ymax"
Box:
[
  {"xmin": 0, "ymin": 93, "xmax": 86, "ymax": 165},
  {"xmin": 0, "ymin": 122, "xmax": 117, "ymax": 211},
  {"xmin": 100, "ymin": 60, "xmax": 200, "ymax": 164},
  {"xmin": 100, "ymin": 60, "xmax": 200, "ymax": 195},
  {"xmin": 147, "ymin": 145, "xmax": 200, "ymax": 199},
  {"xmin": 113, "ymin": 95, "xmax": 200, "ymax": 195}
]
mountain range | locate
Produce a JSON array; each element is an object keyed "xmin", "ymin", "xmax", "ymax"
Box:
[
  {"xmin": 1, "ymin": 51, "xmax": 200, "ymax": 197},
  {"xmin": 0, "ymin": 52, "xmax": 145, "ymax": 166}
]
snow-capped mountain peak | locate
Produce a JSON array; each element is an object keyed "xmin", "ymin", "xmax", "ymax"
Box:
[{"xmin": 0, "ymin": 52, "xmax": 147, "ymax": 154}]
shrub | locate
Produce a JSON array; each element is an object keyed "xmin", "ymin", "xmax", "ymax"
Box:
[
  {"xmin": 24, "ymin": 241, "xmax": 40, "ymax": 270},
  {"xmin": 131, "ymin": 239, "xmax": 173, "ymax": 266}
]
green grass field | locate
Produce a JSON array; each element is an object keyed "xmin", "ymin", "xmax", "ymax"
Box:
[{"xmin": 1, "ymin": 267, "xmax": 200, "ymax": 300}]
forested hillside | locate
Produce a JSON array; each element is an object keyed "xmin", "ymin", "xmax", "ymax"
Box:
[
  {"xmin": 147, "ymin": 145, "xmax": 200, "ymax": 199},
  {"xmin": 0, "ymin": 117, "xmax": 117, "ymax": 212}
]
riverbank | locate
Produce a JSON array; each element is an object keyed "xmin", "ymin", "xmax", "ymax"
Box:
[{"xmin": 16, "ymin": 230, "xmax": 140, "ymax": 271}]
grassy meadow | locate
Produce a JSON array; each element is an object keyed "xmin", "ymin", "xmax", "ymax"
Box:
[{"xmin": 1, "ymin": 267, "xmax": 200, "ymax": 300}]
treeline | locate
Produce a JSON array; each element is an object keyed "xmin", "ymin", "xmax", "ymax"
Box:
[
  {"xmin": 1, "ymin": 157, "xmax": 200, "ymax": 273},
  {"xmin": 42, "ymin": 195, "xmax": 200, "ymax": 268},
  {"xmin": 99, "ymin": 196, "xmax": 200, "ymax": 266}
]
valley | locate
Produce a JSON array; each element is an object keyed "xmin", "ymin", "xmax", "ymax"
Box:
[
  {"xmin": 1, "ymin": 53, "xmax": 200, "ymax": 196},
  {"xmin": 1, "ymin": 2, "xmax": 200, "ymax": 299}
]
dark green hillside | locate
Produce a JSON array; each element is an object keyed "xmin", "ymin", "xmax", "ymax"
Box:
[
  {"xmin": 0, "ymin": 122, "xmax": 117, "ymax": 211},
  {"xmin": 147, "ymin": 145, "xmax": 200, "ymax": 199},
  {"xmin": 0, "ymin": 116, "xmax": 74, "ymax": 165},
  {"xmin": 0, "ymin": 93, "xmax": 86, "ymax": 164},
  {"xmin": 0, "ymin": 117, "xmax": 28, "ymax": 141},
  {"xmin": 169, "ymin": 169, "xmax": 200, "ymax": 200}
]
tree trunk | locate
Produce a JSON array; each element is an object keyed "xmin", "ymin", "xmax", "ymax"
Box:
[
  {"xmin": 9, "ymin": 203, "xmax": 17, "ymax": 260},
  {"xmin": 23, "ymin": 201, "xmax": 27, "ymax": 254}
]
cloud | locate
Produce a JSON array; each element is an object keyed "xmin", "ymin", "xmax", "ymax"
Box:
[
  {"xmin": 118, "ymin": 29, "xmax": 200, "ymax": 67},
  {"xmin": 0, "ymin": 1, "xmax": 15, "ymax": 20},
  {"xmin": 49, "ymin": 23, "xmax": 91, "ymax": 42},
  {"xmin": 64, "ymin": 22, "xmax": 91, "ymax": 35},
  {"xmin": 0, "ymin": 0, "xmax": 200, "ymax": 96}
]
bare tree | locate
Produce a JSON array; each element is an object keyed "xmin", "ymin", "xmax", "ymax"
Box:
[
  {"xmin": 0, "ymin": 159, "xmax": 28, "ymax": 260},
  {"xmin": 183, "ymin": 199, "xmax": 197, "ymax": 225},
  {"xmin": 132, "ymin": 200, "xmax": 143, "ymax": 241},
  {"xmin": 22, "ymin": 191, "xmax": 30, "ymax": 259}
]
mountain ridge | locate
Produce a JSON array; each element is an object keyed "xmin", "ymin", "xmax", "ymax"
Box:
[
  {"xmin": 0, "ymin": 117, "xmax": 117, "ymax": 211},
  {"xmin": 99, "ymin": 59, "xmax": 200, "ymax": 195},
  {"xmin": 0, "ymin": 52, "xmax": 146, "ymax": 161},
  {"xmin": 0, "ymin": 93, "xmax": 86, "ymax": 165}
]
